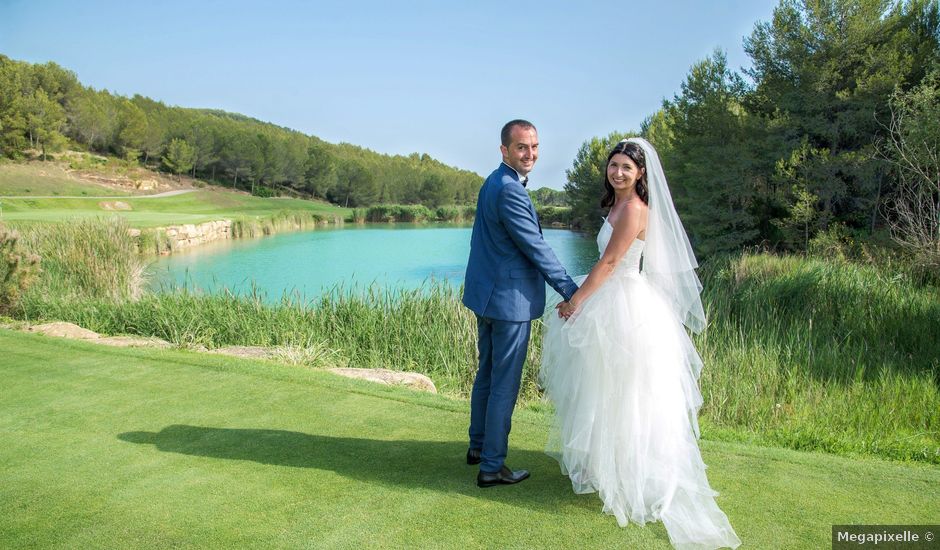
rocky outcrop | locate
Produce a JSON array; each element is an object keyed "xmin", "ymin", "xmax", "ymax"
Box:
[
  {"xmin": 128, "ymin": 221, "xmax": 234, "ymax": 253},
  {"xmin": 160, "ymin": 220, "xmax": 232, "ymax": 253}
]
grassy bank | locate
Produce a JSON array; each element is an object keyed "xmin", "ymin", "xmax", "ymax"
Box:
[
  {"xmin": 0, "ymin": 187, "xmax": 347, "ymax": 227},
  {"xmin": 3, "ymin": 329, "xmax": 938, "ymax": 548},
  {"xmin": 9, "ymin": 219, "xmax": 940, "ymax": 464},
  {"xmin": 0, "ymin": 161, "xmax": 132, "ymax": 197}
]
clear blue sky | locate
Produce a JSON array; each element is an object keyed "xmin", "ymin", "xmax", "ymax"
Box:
[{"xmin": 1, "ymin": 0, "xmax": 779, "ymax": 189}]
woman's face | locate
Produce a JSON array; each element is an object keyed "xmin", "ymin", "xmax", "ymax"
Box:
[{"xmin": 607, "ymin": 153, "xmax": 643, "ymax": 191}]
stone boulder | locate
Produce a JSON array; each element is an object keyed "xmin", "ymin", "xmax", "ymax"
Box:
[
  {"xmin": 208, "ymin": 346, "xmax": 279, "ymax": 360},
  {"xmin": 328, "ymin": 367, "xmax": 437, "ymax": 393},
  {"xmin": 28, "ymin": 322, "xmax": 100, "ymax": 340},
  {"xmin": 96, "ymin": 335, "xmax": 172, "ymax": 348}
]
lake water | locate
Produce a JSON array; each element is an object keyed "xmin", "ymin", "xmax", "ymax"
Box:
[{"xmin": 147, "ymin": 224, "xmax": 599, "ymax": 301}]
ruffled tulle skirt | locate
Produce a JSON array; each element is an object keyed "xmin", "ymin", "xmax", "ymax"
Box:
[{"xmin": 540, "ymin": 272, "xmax": 741, "ymax": 550}]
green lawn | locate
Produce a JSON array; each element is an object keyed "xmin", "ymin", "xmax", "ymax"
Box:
[
  {"xmin": 0, "ymin": 163, "xmax": 130, "ymax": 197},
  {"xmin": 2, "ymin": 329, "xmax": 938, "ymax": 548},
  {"xmin": 0, "ymin": 188, "xmax": 348, "ymax": 227}
]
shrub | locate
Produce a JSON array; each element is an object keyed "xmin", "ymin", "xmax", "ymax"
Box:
[
  {"xmin": 808, "ymin": 223, "xmax": 854, "ymax": 261},
  {"xmin": 251, "ymin": 185, "xmax": 276, "ymax": 198},
  {"xmin": 0, "ymin": 224, "xmax": 41, "ymax": 314}
]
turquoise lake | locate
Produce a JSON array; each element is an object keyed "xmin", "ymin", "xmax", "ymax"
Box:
[{"xmin": 147, "ymin": 225, "xmax": 599, "ymax": 301}]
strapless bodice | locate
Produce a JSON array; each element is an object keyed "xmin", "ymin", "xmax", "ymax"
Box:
[{"xmin": 597, "ymin": 218, "xmax": 644, "ymax": 275}]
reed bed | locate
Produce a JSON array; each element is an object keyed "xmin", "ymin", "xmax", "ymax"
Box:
[
  {"xmin": 16, "ymin": 217, "xmax": 145, "ymax": 301},
  {"xmin": 229, "ymin": 210, "xmax": 337, "ymax": 239},
  {"xmin": 353, "ymin": 204, "xmax": 476, "ymax": 224},
  {"xmin": 696, "ymin": 252, "xmax": 940, "ymax": 463}
]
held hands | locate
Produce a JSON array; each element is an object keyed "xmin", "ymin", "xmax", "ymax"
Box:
[{"xmin": 556, "ymin": 300, "xmax": 580, "ymax": 320}]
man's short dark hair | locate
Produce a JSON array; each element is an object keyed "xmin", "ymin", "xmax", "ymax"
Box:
[{"xmin": 501, "ymin": 119, "xmax": 536, "ymax": 147}]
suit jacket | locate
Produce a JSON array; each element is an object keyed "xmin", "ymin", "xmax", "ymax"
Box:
[{"xmin": 462, "ymin": 163, "xmax": 578, "ymax": 322}]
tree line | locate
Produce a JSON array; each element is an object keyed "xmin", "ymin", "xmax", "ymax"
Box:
[
  {"xmin": 0, "ymin": 55, "xmax": 483, "ymax": 208},
  {"xmin": 565, "ymin": 0, "xmax": 939, "ymax": 264}
]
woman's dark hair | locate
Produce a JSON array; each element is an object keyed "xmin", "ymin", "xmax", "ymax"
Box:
[{"xmin": 601, "ymin": 141, "xmax": 648, "ymax": 208}]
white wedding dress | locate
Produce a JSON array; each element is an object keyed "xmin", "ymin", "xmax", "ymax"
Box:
[{"xmin": 540, "ymin": 219, "xmax": 741, "ymax": 550}]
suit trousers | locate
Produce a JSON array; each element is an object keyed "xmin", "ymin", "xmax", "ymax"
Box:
[{"xmin": 468, "ymin": 314, "xmax": 531, "ymax": 473}]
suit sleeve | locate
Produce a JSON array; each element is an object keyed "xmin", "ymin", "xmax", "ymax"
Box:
[{"xmin": 497, "ymin": 183, "xmax": 579, "ymax": 301}]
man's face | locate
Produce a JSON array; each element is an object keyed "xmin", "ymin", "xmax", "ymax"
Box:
[{"xmin": 500, "ymin": 126, "xmax": 539, "ymax": 177}]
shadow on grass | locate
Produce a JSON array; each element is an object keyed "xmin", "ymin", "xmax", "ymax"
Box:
[{"xmin": 117, "ymin": 424, "xmax": 630, "ymax": 520}]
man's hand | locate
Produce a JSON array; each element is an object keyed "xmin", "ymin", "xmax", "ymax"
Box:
[{"xmin": 556, "ymin": 300, "xmax": 579, "ymax": 320}]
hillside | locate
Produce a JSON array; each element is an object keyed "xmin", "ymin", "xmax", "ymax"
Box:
[
  {"xmin": 0, "ymin": 54, "xmax": 484, "ymax": 209},
  {"xmin": 0, "ymin": 158, "xmax": 348, "ymax": 227}
]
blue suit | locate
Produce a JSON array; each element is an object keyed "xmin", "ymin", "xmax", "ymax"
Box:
[{"xmin": 462, "ymin": 162, "xmax": 578, "ymax": 473}]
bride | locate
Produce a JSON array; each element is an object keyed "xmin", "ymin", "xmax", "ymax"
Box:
[{"xmin": 540, "ymin": 138, "xmax": 741, "ymax": 549}]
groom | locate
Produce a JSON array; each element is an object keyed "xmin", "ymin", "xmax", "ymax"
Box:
[{"xmin": 462, "ymin": 119, "xmax": 578, "ymax": 488}]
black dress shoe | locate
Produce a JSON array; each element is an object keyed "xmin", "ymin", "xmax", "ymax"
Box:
[
  {"xmin": 466, "ymin": 448, "xmax": 482, "ymax": 465},
  {"xmin": 477, "ymin": 465, "xmax": 530, "ymax": 488}
]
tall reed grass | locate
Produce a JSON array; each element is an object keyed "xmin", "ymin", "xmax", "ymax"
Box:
[
  {"xmin": 696, "ymin": 252, "xmax": 939, "ymax": 462},
  {"xmin": 14, "ymin": 219, "xmax": 940, "ymax": 463},
  {"xmin": 230, "ymin": 210, "xmax": 339, "ymax": 238},
  {"xmin": 16, "ymin": 217, "xmax": 145, "ymax": 301},
  {"xmin": 22, "ymin": 284, "xmax": 496, "ymax": 399},
  {"xmin": 352, "ymin": 204, "xmax": 476, "ymax": 223}
]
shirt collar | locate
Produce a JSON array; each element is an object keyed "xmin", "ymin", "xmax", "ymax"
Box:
[{"xmin": 501, "ymin": 162, "xmax": 529, "ymax": 187}]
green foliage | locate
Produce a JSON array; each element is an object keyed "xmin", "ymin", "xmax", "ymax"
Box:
[
  {"xmin": 0, "ymin": 55, "xmax": 483, "ymax": 208},
  {"xmin": 358, "ymin": 204, "xmax": 474, "ymax": 223},
  {"xmin": 19, "ymin": 88, "xmax": 67, "ymax": 160},
  {"xmin": 569, "ymin": 0, "xmax": 940, "ymax": 257},
  {"xmin": 362, "ymin": 204, "xmax": 433, "ymax": 222},
  {"xmin": 17, "ymin": 217, "xmax": 144, "ymax": 302},
  {"xmin": 330, "ymin": 159, "xmax": 376, "ymax": 207},
  {"xmin": 660, "ymin": 50, "xmax": 766, "ymax": 256},
  {"xmin": 0, "ymin": 224, "xmax": 40, "ymax": 314},
  {"xmin": 772, "ymin": 140, "xmax": 829, "ymax": 248},
  {"xmin": 161, "ymin": 138, "xmax": 195, "ymax": 181},
  {"xmin": 228, "ymin": 211, "xmax": 326, "ymax": 239},
  {"xmin": 808, "ymin": 222, "xmax": 857, "ymax": 260},
  {"xmin": 69, "ymin": 88, "xmax": 117, "ymax": 150},
  {"xmin": 743, "ymin": 0, "xmax": 940, "ymax": 240},
  {"xmin": 528, "ymin": 187, "xmax": 567, "ymax": 207},
  {"xmin": 564, "ymin": 131, "xmax": 636, "ymax": 232},
  {"xmin": 419, "ymin": 173, "xmax": 450, "ymax": 208},
  {"xmin": 303, "ymin": 139, "xmax": 337, "ymax": 199},
  {"xmin": 434, "ymin": 205, "xmax": 476, "ymax": 223},
  {"xmin": 535, "ymin": 205, "xmax": 571, "ymax": 226},
  {"xmin": 115, "ymin": 99, "xmax": 148, "ymax": 156},
  {"xmin": 251, "ymin": 185, "xmax": 276, "ymax": 198}
]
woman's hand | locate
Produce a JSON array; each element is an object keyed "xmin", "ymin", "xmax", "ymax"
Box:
[{"xmin": 557, "ymin": 300, "xmax": 579, "ymax": 320}]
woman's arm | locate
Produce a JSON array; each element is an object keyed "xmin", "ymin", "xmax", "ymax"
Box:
[{"xmin": 559, "ymin": 201, "xmax": 647, "ymax": 318}]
